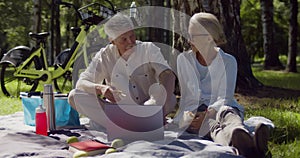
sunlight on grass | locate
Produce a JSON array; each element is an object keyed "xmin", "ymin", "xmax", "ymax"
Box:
[
  {"xmin": 252, "ymin": 66, "xmax": 300, "ymax": 90},
  {"xmin": 244, "ymin": 60, "xmax": 300, "ymax": 158},
  {"xmin": 269, "ymin": 140, "xmax": 300, "ymax": 158},
  {"xmin": 0, "ymin": 97, "xmax": 22, "ymax": 115},
  {"xmin": 245, "ymin": 105, "xmax": 300, "ymax": 158},
  {"xmin": 0, "ymin": 84, "xmax": 44, "ymax": 116}
]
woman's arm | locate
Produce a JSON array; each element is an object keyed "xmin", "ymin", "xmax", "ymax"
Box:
[{"xmin": 174, "ymin": 53, "xmax": 201, "ymax": 127}]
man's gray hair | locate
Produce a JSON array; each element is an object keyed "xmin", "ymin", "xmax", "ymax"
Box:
[{"xmin": 104, "ymin": 13, "xmax": 134, "ymax": 40}]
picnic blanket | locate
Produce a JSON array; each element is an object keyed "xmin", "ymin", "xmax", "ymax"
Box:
[{"xmin": 0, "ymin": 112, "xmax": 274, "ymax": 158}]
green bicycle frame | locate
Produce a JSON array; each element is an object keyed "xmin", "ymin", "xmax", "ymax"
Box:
[
  {"xmin": 14, "ymin": 44, "xmax": 51, "ymax": 83},
  {"xmin": 52, "ymin": 25, "xmax": 88, "ymax": 79},
  {"xmin": 13, "ymin": 25, "xmax": 89, "ymax": 85}
]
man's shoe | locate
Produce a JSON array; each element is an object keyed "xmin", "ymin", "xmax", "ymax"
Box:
[
  {"xmin": 254, "ymin": 123, "xmax": 271, "ymax": 158},
  {"xmin": 231, "ymin": 128, "xmax": 258, "ymax": 158}
]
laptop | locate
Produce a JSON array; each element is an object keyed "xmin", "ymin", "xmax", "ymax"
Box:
[{"xmin": 104, "ymin": 104, "xmax": 164, "ymax": 142}]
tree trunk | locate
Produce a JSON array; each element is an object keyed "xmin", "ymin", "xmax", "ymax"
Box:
[
  {"xmin": 172, "ymin": 0, "xmax": 262, "ymax": 91},
  {"xmin": 260, "ymin": 0, "xmax": 284, "ymax": 70},
  {"xmin": 32, "ymin": 0, "xmax": 42, "ymax": 47},
  {"xmin": 55, "ymin": 4, "xmax": 61, "ymax": 62},
  {"xmin": 149, "ymin": 0, "xmax": 164, "ymax": 43},
  {"xmin": 50, "ymin": 0, "xmax": 55, "ymax": 65},
  {"xmin": 286, "ymin": 0, "xmax": 298, "ymax": 73},
  {"xmin": 172, "ymin": 0, "xmax": 191, "ymax": 52},
  {"xmin": 50, "ymin": 0, "xmax": 61, "ymax": 65}
]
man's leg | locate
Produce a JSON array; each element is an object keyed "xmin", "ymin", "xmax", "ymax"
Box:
[{"xmin": 68, "ymin": 89, "xmax": 110, "ymax": 129}]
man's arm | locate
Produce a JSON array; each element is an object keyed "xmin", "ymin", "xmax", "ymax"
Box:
[
  {"xmin": 158, "ymin": 69, "xmax": 176, "ymax": 117},
  {"xmin": 76, "ymin": 49, "xmax": 108, "ymax": 96}
]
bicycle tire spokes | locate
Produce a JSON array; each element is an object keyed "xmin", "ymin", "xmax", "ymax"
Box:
[{"xmin": 1, "ymin": 63, "xmax": 39, "ymax": 97}]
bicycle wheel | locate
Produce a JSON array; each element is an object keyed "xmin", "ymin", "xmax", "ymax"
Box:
[
  {"xmin": 53, "ymin": 69, "xmax": 73, "ymax": 93},
  {"xmin": 0, "ymin": 62, "xmax": 39, "ymax": 97}
]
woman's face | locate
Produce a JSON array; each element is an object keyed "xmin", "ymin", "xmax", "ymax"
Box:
[{"xmin": 188, "ymin": 21, "xmax": 215, "ymax": 56}]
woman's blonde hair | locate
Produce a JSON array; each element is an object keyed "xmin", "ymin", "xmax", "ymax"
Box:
[{"xmin": 190, "ymin": 12, "xmax": 227, "ymax": 46}]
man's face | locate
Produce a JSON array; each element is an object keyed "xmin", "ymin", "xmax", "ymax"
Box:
[{"xmin": 112, "ymin": 30, "xmax": 136, "ymax": 55}]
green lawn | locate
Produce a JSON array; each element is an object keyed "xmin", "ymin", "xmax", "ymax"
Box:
[
  {"xmin": 244, "ymin": 64, "xmax": 300, "ymax": 158},
  {"xmin": 0, "ymin": 96, "xmax": 23, "ymax": 115}
]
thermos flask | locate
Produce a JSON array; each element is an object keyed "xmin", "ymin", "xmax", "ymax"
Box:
[{"xmin": 43, "ymin": 84, "xmax": 56, "ymax": 131}]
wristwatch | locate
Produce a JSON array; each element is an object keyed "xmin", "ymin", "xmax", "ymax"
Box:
[{"xmin": 197, "ymin": 104, "xmax": 208, "ymax": 112}]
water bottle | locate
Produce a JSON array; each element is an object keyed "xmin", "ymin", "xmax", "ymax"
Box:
[
  {"xmin": 130, "ymin": 1, "xmax": 137, "ymax": 18},
  {"xmin": 43, "ymin": 84, "xmax": 56, "ymax": 131},
  {"xmin": 35, "ymin": 105, "xmax": 47, "ymax": 136}
]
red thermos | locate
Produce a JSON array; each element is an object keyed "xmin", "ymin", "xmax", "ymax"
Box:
[{"xmin": 35, "ymin": 105, "xmax": 48, "ymax": 136}]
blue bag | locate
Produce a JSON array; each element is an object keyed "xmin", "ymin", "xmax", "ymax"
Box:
[{"xmin": 20, "ymin": 92, "xmax": 80, "ymax": 127}]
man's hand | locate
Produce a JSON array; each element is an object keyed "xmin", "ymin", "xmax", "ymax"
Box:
[
  {"xmin": 103, "ymin": 88, "xmax": 117, "ymax": 103},
  {"xmin": 96, "ymin": 86, "xmax": 125, "ymax": 103}
]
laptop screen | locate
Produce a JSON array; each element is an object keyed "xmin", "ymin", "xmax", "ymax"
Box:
[{"xmin": 104, "ymin": 104, "xmax": 164, "ymax": 142}]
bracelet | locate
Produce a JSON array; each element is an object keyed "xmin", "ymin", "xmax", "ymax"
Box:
[
  {"xmin": 97, "ymin": 94, "xmax": 105, "ymax": 99},
  {"xmin": 197, "ymin": 104, "xmax": 208, "ymax": 112}
]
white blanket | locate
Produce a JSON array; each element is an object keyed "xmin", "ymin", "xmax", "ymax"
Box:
[{"xmin": 0, "ymin": 112, "xmax": 274, "ymax": 158}]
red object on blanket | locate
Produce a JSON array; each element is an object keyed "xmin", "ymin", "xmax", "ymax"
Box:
[
  {"xmin": 69, "ymin": 140, "xmax": 111, "ymax": 156},
  {"xmin": 35, "ymin": 105, "xmax": 48, "ymax": 136}
]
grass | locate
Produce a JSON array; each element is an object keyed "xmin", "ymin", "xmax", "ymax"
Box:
[
  {"xmin": 241, "ymin": 62, "xmax": 300, "ymax": 158},
  {"xmin": 0, "ymin": 96, "xmax": 23, "ymax": 115},
  {"xmin": 244, "ymin": 106, "xmax": 300, "ymax": 157},
  {"xmin": 0, "ymin": 84, "xmax": 43, "ymax": 116},
  {"xmin": 252, "ymin": 65, "xmax": 300, "ymax": 90},
  {"xmin": 0, "ymin": 60, "xmax": 300, "ymax": 158}
]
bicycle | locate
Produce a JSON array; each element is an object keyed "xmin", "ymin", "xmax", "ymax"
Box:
[{"xmin": 0, "ymin": 0, "xmax": 116, "ymax": 97}]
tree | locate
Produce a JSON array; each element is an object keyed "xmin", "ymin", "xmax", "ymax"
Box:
[
  {"xmin": 32, "ymin": 0, "xmax": 42, "ymax": 47},
  {"xmin": 260, "ymin": 0, "xmax": 284, "ymax": 70},
  {"xmin": 148, "ymin": 0, "xmax": 165, "ymax": 43},
  {"xmin": 0, "ymin": 0, "xmax": 33, "ymax": 50},
  {"xmin": 240, "ymin": 0, "xmax": 263, "ymax": 62},
  {"xmin": 32, "ymin": 0, "xmax": 42, "ymax": 34},
  {"xmin": 286, "ymin": 0, "xmax": 298, "ymax": 72},
  {"xmin": 49, "ymin": 0, "xmax": 61, "ymax": 65},
  {"xmin": 172, "ymin": 0, "xmax": 262, "ymax": 91}
]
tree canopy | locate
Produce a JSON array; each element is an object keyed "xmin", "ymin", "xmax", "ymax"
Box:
[{"xmin": 0, "ymin": 0, "xmax": 298, "ymax": 90}]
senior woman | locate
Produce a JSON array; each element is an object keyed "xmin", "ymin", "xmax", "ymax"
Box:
[{"xmin": 174, "ymin": 12, "xmax": 270, "ymax": 158}]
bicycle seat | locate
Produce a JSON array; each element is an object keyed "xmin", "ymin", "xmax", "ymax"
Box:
[{"xmin": 29, "ymin": 32, "xmax": 50, "ymax": 40}]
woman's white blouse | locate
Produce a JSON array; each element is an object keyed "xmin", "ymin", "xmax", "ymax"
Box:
[{"xmin": 174, "ymin": 48, "xmax": 244, "ymax": 127}]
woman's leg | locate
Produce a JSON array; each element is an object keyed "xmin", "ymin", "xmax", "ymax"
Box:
[
  {"xmin": 209, "ymin": 106, "xmax": 245, "ymax": 145},
  {"xmin": 210, "ymin": 106, "xmax": 258, "ymax": 157}
]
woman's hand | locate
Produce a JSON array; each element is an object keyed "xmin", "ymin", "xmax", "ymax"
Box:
[{"xmin": 186, "ymin": 111, "xmax": 207, "ymax": 134}]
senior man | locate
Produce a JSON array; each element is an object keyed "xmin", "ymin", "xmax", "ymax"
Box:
[{"xmin": 68, "ymin": 13, "xmax": 176, "ymax": 129}]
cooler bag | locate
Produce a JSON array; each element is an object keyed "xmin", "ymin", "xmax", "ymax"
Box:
[{"xmin": 20, "ymin": 92, "xmax": 80, "ymax": 127}]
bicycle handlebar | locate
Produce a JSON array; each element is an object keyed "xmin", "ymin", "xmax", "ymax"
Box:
[
  {"xmin": 55, "ymin": 0, "xmax": 116, "ymax": 25},
  {"xmin": 78, "ymin": 0, "xmax": 115, "ymax": 12},
  {"xmin": 55, "ymin": 0, "xmax": 72, "ymax": 8}
]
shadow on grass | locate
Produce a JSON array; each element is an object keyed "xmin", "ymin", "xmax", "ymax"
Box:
[
  {"xmin": 272, "ymin": 125, "xmax": 300, "ymax": 144},
  {"xmin": 238, "ymin": 85, "xmax": 300, "ymax": 100}
]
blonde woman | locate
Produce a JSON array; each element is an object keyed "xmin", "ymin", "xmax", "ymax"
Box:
[{"xmin": 174, "ymin": 12, "xmax": 270, "ymax": 158}]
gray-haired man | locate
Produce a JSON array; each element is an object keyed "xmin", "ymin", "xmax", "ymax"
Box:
[{"xmin": 68, "ymin": 13, "xmax": 176, "ymax": 129}]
